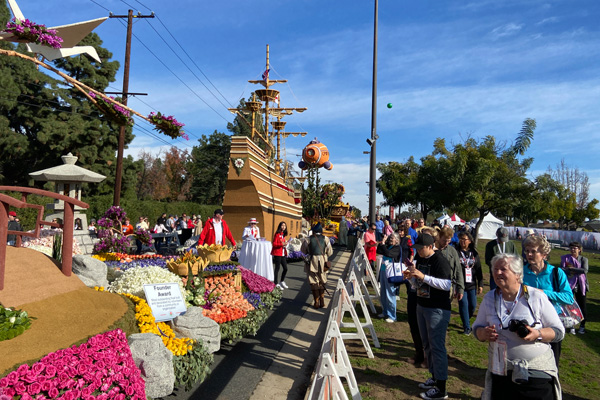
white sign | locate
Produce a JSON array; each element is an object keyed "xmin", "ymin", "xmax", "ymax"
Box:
[{"xmin": 143, "ymin": 283, "xmax": 187, "ymax": 322}]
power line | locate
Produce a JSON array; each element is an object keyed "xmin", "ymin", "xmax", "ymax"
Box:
[
  {"xmin": 89, "ymin": 0, "xmax": 111, "ymax": 12},
  {"xmin": 114, "ymin": 19, "xmax": 230, "ymax": 125}
]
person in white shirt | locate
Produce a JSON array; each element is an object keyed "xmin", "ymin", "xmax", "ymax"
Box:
[{"xmin": 242, "ymin": 218, "xmax": 261, "ymax": 240}]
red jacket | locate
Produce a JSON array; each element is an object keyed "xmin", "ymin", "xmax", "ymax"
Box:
[
  {"xmin": 271, "ymin": 232, "xmax": 288, "ymax": 256},
  {"xmin": 199, "ymin": 218, "xmax": 236, "ymax": 247}
]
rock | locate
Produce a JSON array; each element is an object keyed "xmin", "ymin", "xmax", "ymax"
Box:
[
  {"xmin": 172, "ymin": 307, "xmax": 221, "ymax": 353},
  {"xmin": 128, "ymin": 333, "xmax": 175, "ymax": 398},
  {"xmin": 287, "ymin": 238, "xmax": 303, "ymax": 253},
  {"xmin": 72, "ymin": 254, "xmax": 109, "ymax": 288}
]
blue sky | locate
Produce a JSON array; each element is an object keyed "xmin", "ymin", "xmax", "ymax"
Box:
[{"xmin": 7, "ymin": 0, "xmax": 600, "ymax": 216}]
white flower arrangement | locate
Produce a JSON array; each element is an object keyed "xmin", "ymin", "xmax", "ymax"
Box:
[
  {"xmin": 232, "ymin": 157, "xmax": 247, "ymax": 176},
  {"xmin": 107, "ymin": 265, "xmax": 187, "ymax": 299},
  {"xmin": 21, "ymin": 228, "xmax": 82, "ymax": 254}
]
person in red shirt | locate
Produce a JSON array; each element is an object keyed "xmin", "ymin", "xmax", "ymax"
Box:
[
  {"xmin": 199, "ymin": 209, "xmax": 236, "ymax": 247},
  {"xmin": 271, "ymin": 221, "xmax": 289, "ymax": 289},
  {"xmin": 364, "ymin": 222, "xmax": 378, "ymax": 268},
  {"xmin": 122, "ymin": 218, "xmax": 134, "ymax": 235}
]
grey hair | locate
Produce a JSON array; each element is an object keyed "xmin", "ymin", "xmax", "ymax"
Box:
[
  {"xmin": 491, "ymin": 253, "xmax": 523, "ymax": 283},
  {"xmin": 391, "ymin": 232, "xmax": 400, "ymax": 242},
  {"xmin": 523, "ymin": 234, "xmax": 552, "ymax": 256}
]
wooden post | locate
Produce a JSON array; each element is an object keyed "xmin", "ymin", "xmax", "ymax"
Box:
[
  {"xmin": 0, "ymin": 204, "xmax": 8, "ymax": 290},
  {"xmin": 61, "ymin": 202, "xmax": 75, "ymax": 276}
]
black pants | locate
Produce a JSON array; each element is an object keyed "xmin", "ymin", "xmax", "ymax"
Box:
[
  {"xmin": 407, "ymin": 289, "xmax": 424, "ymax": 363},
  {"xmin": 491, "ymin": 371, "xmax": 553, "ymax": 400},
  {"xmin": 575, "ymin": 289, "xmax": 587, "ymax": 328},
  {"xmin": 273, "ymin": 256, "xmax": 288, "ymax": 284}
]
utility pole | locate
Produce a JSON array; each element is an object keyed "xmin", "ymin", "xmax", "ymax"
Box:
[
  {"xmin": 109, "ymin": 10, "xmax": 154, "ymax": 206},
  {"xmin": 369, "ymin": 0, "xmax": 378, "ymax": 224}
]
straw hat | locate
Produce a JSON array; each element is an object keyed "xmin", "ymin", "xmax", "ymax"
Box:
[{"xmin": 248, "ymin": 218, "xmax": 259, "ymax": 224}]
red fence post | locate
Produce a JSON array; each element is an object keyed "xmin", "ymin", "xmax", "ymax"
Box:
[{"xmin": 61, "ymin": 202, "xmax": 75, "ymax": 277}]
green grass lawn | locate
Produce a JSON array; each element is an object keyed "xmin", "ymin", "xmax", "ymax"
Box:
[{"xmin": 343, "ymin": 239, "xmax": 600, "ymax": 399}]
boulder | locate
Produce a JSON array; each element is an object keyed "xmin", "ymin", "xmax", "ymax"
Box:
[
  {"xmin": 287, "ymin": 238, "xmax": 303, "ymax": 253},
  {"xmin": 128, "ymin": 333, "xmax": 175, "ymax": 398},
  {"xmin": 72, "ymin": 254, "xmax": 109, "ymax": 288},
  {"xmin": 172, "ymin": 307, "xmax": 221, "ymax": 353}
]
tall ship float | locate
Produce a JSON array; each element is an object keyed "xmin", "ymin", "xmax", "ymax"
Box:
[{"xmin": 223, "ymin": 45, "xmax": 307, "ymax": 243}]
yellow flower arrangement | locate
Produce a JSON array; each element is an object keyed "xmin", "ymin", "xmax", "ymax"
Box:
[
  {"xmin": 94, "ymin": 287, "xmax": 193, "ymax": 356},
  {"xmin": 92, "ymin": 252, "xmax": 120, "ymax": 262}
]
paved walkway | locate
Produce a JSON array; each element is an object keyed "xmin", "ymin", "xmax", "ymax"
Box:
[{"xmin": 161, "ymin": 247, "xmax": 352, "ymax": 400}]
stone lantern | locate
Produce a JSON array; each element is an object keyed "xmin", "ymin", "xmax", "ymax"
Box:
[{"xmin": 29, "ymin": 153, "xmax": 105, "ymax": 253}]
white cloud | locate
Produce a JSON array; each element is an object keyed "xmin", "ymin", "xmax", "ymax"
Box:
[{"xmin": 490, "ymin": 23, "xmax": 524, "ymax": 39}]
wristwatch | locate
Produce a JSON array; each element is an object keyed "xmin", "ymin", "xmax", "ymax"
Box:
[{"xmin": 536, "ymin": 329, "xmax": 543, "ymax": 341}]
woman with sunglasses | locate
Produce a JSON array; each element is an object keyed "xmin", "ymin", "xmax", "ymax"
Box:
[
  {"xmin": 473, "ymin": 253, "xmax": 564, "ymax": 400},
  {"xmin": 560, "ymin": 241, "xmax": 588, "ymax": 334}
]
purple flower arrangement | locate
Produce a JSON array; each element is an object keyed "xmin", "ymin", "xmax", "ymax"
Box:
[
  {"xmin": 93, "ymin": 206, "xmax": 152, "ymax": 254},
  {"xmin": 93, "ymin": 231, "xmax": 131, "ymax": 254},
  {"xmin": 89, "ymin": 92, "xmax": 133, "ymax": 127},
  {"xmin": 5, "ymin": 18, "xmax": 63, "ymax": 48},
  {"xmin": 148, "ymin": 112, "xmax": 188, "ymax": 140},
  {"xmin": 0, "ymin": 329, "xmax": 146, "ymax": 399},
  {"xmin": 286, "ymin": 250, "xmax": 306, "ymax": 262},
  {"xmin": 203, "ymin": 263, "xmax": 239, "ymax": 275},
  {"xmin": 238, "ymin": 266, "xmax": 275, "ymax": 293},
  {"xmin": 242, "ymin": 292, "xmax": 264, "ymax": 309}
]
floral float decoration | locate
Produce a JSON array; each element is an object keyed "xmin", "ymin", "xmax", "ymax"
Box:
[
  {"xmin": 88, "ymin": 92, "xmax": 133, "ymax": 127},
  {"xmin": 93, "ymin": 206, "xmax": 152, "ymax": 254},
  {"xmin": 0, "ymin": 306, "xmax": 34, "ymax": 342},
  {"xmin": 231, "ymin": 157, "xmax": 246, "ymax": 176},
  {"xmin": 148, "ymin": 112, "xmax": 188, "ymax": 140},
  {"xmin": 4, "ymin": 18, "xmax": 63, "ymax": 48},
  {"xmin": 0, "ymin": 329, "xmax": 146, "ymax": 399}
]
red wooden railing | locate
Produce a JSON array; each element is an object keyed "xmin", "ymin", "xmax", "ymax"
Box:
[{"xmin": 0, "ymin": 186, "xmax": 89, "ymax": 290}]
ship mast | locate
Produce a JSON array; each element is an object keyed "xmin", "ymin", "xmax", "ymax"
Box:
[{"xmin": 228, "ymin": 44, "xmax": 307, "ymax": 175}]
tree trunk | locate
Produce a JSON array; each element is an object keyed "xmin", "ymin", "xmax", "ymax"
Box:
[{"xmin": 472, "ymin": 209, "xmax": 487, "ymax": 247}]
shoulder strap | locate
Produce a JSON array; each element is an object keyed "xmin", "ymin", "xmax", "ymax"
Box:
[{"xmin": 551, "ymin": 264, "xmax": 559, "ymax": 292}]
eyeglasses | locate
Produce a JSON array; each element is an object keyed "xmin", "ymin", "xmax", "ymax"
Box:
[{"xmin": 524, "ymin": 249, "xmax": 542, "ymax": 255}]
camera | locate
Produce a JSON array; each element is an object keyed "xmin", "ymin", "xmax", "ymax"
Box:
[{"xmin": 508, "ymin": 319, "xmax": 530, "ymax": 338}]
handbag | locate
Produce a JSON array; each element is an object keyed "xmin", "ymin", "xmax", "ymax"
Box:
[
  {"xmin": 385, "ymin": 259, "xmax": 406, "ymax": 285},
  {"xmin": 556, "ymin": 301, "xmax": 584, "ymax": 328},
  {"xmin": 551, "ymin": 265, "xmax": 584, "ymax": 328}
]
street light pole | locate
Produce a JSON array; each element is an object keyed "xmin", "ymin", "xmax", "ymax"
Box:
[{"xmin": 369, "ymin": 0, "xmax": 378, "ymax": 224}]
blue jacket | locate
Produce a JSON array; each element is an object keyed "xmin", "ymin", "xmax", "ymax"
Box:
[{"xmin": 523, "ymin": 262, "xmax": 574, "ymax": 314}]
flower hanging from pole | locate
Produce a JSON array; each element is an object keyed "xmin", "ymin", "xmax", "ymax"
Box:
[
  {"xmin": 88, "ymin": 92, "xmax": 133, "ymax": 127},
  {"xmin": 148, "ymin": 111, "xmax": 188, "ymax": 140},
  {"xmin": 232, "ymin": 157, "xmax": 246, "ymax": 176},
  {"xmin": 5, "ymin": 18, "xmax": 63, "ymax": 48}
]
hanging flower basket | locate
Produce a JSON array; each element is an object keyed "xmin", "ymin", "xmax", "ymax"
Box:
[
  {"xmin": 148, "ymin": 112, "xmax": 188, "ymax": 140},
  {"xmin": 89, "ymin": 92, "xmax": 133, "ymax": 127},
  {"xmin": 231, "ymin": 157, "xmax": 246, "ymax": 176},
  {"xmin": 5, "ymin": 18, "xmax": 63, "ymax": 48}
]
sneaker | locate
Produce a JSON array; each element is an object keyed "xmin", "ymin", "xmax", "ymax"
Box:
[
  {"xmin": 280, "ymin": 281, "xmax": 289, "ymax": 289},
  {"xmin": 418, "ymin": 378, "xmax": 436, "ymax": 390},
  {"xmin": 420, "ymin": 387, "xmax": 448, "ymax": 399},
  {"xmin": 463, "ymin": 328, "xmax": 472, "ymax": 336},
  {"xmin": 570, "ymin": 328, "xmax": 576, "ymax": 335},
  {"xmin": 385, "ymin": 318, "xmax": 395, "ymax": 323},
  {"xmin": 578, "ymin": 327, "xmax": 585, "ymax": 334},
  {"xmin": 276, "ymin": 283, "xmax": 284, "ymax": 290}
]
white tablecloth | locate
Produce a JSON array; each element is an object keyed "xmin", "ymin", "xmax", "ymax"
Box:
[{"xmin": 238, "ymin": 240, "xmax": 273, "ymax": 281}]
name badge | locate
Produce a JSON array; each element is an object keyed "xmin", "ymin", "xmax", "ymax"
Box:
[{"xmin": 465, "ymin": 267, "xmax": 473, "ymax": 283}]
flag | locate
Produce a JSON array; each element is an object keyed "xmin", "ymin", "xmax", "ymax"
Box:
[
  {"xmin": 262, "ymin": 68, "xmax": 270, "ymax": 81},
  {"xmin": 274, "ymin": 93, "xmax": 280, "ymax": 106}
]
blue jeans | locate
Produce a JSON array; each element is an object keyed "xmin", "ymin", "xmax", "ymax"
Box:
[
  {"xmin": 416, "ymin": 304, "xmax": 450, "ymax": 381},
  {"xmin": 458, "ymin": 288, "xmax": 477, "ymax": 330},
  {"xmin": 379, "ymin": 265, "xmax": 397, "ymax": 321}
]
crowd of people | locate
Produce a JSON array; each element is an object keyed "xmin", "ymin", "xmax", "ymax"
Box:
[{"xmin": 334, "ymin": 214, "xmax": 589, "ymax": 400}]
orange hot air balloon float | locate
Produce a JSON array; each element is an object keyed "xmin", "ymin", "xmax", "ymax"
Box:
[{"xmin": 298, "ymin": 138, "xmax": 333, "ymax": 170}]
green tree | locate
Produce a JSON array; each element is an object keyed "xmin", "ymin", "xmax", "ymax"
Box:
[
  {"xmin": 0, "ymin": 1, "xmax": 137, "ymax": 199},
  {"xmin": 188, "ymin": 131, "xmax": 231, "ymax": 204}
]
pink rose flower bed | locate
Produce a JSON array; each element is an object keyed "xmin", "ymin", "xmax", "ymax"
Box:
[
  {"xmin": 238, "ymin": 266, "xmax": 275, "ymax": 293},
  {"xmin": 0, "ymin": 329, "xmax": 145, "ymax": 399}
]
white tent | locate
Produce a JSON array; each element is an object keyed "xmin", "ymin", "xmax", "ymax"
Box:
[
  {"xmin": 436, "ymin": 213, "xmax": 450, "ymax": 225},
  {"xmin": 469, "ymin": 212, "xmax": 504, "ymax": 240}
]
